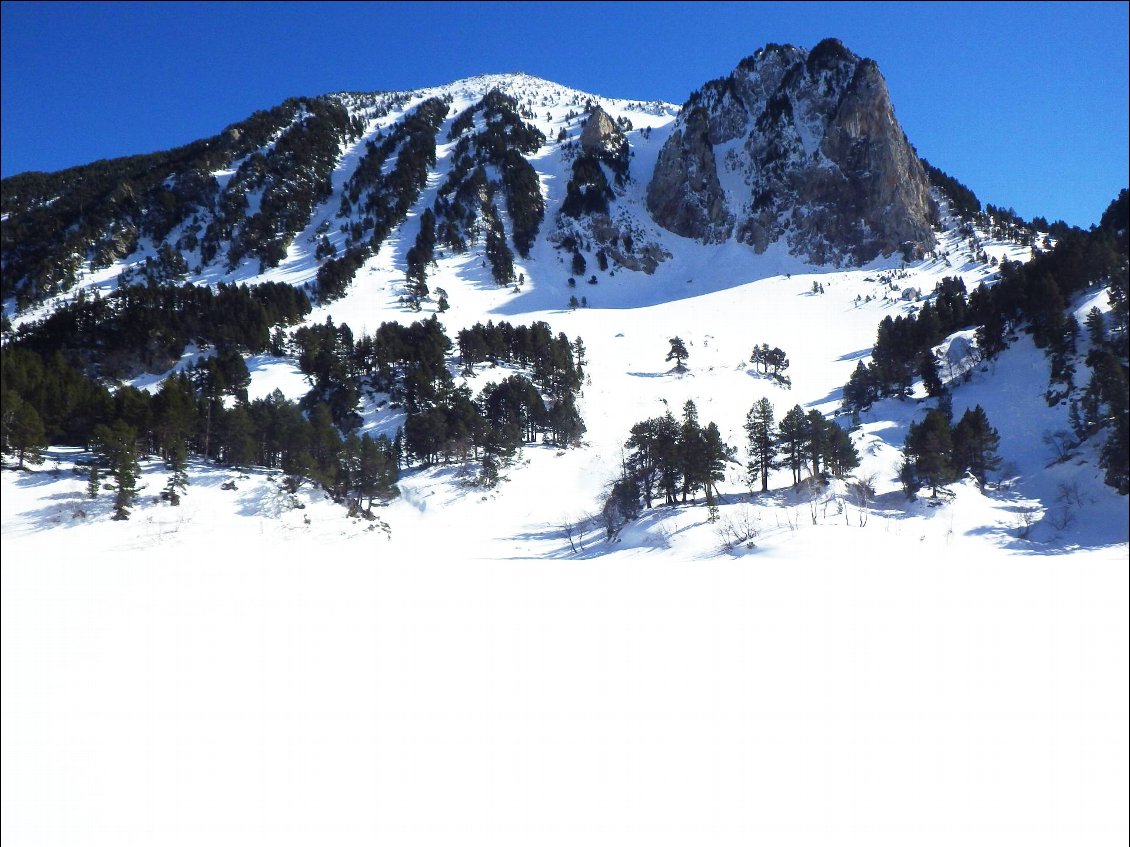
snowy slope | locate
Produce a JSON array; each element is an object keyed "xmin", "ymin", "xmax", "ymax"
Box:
[{"xmin": 2, "ymin": 72, "xmax": 1127, "ymax": 846}]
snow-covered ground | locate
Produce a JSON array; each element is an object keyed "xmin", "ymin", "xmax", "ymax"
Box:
[{"xmin": 3, "ymin": 73, "xmax": 1127, "ymax": 844}]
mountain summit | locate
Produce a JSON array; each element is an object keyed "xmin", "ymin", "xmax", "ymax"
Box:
[
  {"xmin": 5, "ymin": 42, "xmax": 942, "ymax": 314},
  {"xmin": 648, "ymin": 39, "xmax": 937, "ymax": 265}
]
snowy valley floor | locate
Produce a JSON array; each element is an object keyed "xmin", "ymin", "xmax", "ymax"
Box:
[
  {"xmin": 4, "ymin": 209, "xmax": 1129, "ymax": 843},
  {"xmin": 2, "ymin": 458, "xmax": 1127, "ymax": 846}
]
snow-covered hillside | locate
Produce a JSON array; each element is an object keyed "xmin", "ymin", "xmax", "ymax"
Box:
[{"xmin": 3, "ymin": 70, "xmax": 1127, "ymax": 845}]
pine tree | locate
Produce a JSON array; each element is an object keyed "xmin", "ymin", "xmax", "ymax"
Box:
[
  {"xmin": 919, "ymin": 351, "xmax": 944, "ymax": 397},
  {"xmin": 952, "ymin": 405, "xmax": 1002, "ymax": 488},
  {"xmin": 904, "ymin": 408, "xmax": 955, "ymax": 498},
  {"xmin": 93, "ymin": 421, "xmax": 141, "ymax": 520},
  {"xmin": 2, "ymin": 392, "xmax": 46, "ymax": 469},
  {"xmin": 678, "ymin": 400, "xmax": 707, "ymax": 502},
  {"xmin": 86, "ymin": 464, "xmax": 101, "ymax": 499},
  {"xmin": 666, "ymin": 337, "xmax": 689, "ymax": 372},
  {"xmin": 806, "ymin": 410, "xmax": 827, "ymax": 479},
  {"xmin": 822, "ymin": 421, "xmax": 860, "ymax": 478},
  {"xmin": 163, "ymin": 441, "xmax": 188, "ymax": 505},
  {"xmin": 744, "ymin": 398, "xmax": 777, "ymax": 493},
  {"xmin": 778, "ymin": 405, "xmax": 809, "ymax": 486},
  {"xmin": 701, "ymin": 421, "xmax": 729, "ymax": 501}
]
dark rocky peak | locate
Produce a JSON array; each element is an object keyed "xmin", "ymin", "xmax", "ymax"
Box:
[{"xmin": 647, "ymin": 39, "xmax": 938, "ymax": 265}]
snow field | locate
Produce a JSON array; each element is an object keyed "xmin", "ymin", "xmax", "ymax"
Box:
[{"xmin": 2, "ymin": 531, "xmax": 1126, "ymax": 845}]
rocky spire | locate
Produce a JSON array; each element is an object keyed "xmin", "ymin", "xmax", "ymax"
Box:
[{"xmin": 647, "ymin": 39, "xmax": 938, "ymax": 264}]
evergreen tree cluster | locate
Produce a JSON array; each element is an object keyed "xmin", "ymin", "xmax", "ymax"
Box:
[
  {"xmin": 0, "ymin": 344, "xmax": 401, "ymax": 517},
  {"xmin": 1072, "ymin": 299, "xmax": 1129, "ymax": 494},
  {"xmin": 9, "ymin": 281, "xmax": 310, "ymax": 379},
  {"xmin": 744, "ymin": 399, "xmax": 859, "ymax": 492},
  {"xmin": 455, "ymin": 321, "xmax": 585, "ymax": 393},
  {"xmin": 902, "ymin": 405, "xmax": 1001, "ymax": 497},
  {"xmin": 434, "ymin": 90, "xmax": 546, "ymax": 274},
  {"xmin": 1, "ymin": 98, "xmax": 316, "ymax": 308},
  {"xmin": 920, "ymin": 158, "xmax": 981, "ymax": 220},
  {"xmin": 616, "ymin": 401, "xmax": 731, "ymax": 518},
  {"xmin": 560, "ymin": 154, "xmax": 616, "ymax": 219},
  {"xmin": 319, "ymin": 97, "xmax": 450, "ymax": 302},
  {"xmin": 604, "ymin": 395, "xmax": 862, "ymax": 538},
  {"xmin": 841, "ymin": 189, "xmax": 1127, "ymax": 495},
  {"xmin": 404, "ymin": 208, "xmax": 437, "ymax": 309},
  {"xmin": 287, "ymin": 315, "xmax": 586, "ymax": 479},
  {"xmin": 560, "ymin": 106, "xmax": 630, "ymax": 221},
  {"xmin": 220, "ymin": 99, "xmax": 364, "ymax": 270},
  {"xmin": 749, "ymin": 343, "xmax": 791, "ymax": 387},
  {"xmin": 844, "ymin": 275, "xmax": 970, "ymax": 406}
]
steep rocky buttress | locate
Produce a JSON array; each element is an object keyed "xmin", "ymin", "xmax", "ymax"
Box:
[{"xmin": 646, "ymin": 39, "xmax": 938, "ymax": 265}]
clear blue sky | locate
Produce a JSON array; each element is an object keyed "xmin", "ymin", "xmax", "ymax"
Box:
[{"xmin": 2, "ymin": 1, "xmax": 1126, "ymax": 227}]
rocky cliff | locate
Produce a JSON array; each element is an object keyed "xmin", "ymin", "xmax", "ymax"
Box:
[{"xmin": 646, "ymin": 39, "xmax": 938, "ymax": 265}]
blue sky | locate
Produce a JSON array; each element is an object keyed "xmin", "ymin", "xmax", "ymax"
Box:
[{"xmin": 2, "ymin": 1, "xmax": 1126, "ymax": 227}]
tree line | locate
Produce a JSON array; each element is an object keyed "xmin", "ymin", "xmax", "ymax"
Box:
[
  {"xmin": 2, "ymin": 309, "xmax": 587, "ymax": 517},
  {"xmin": 843, "ymin": 189, "xmax": 1127, "ymax": 494},
  {"xmin": 600, "ymin": 396, "xmax": 861, "ymax": 539}
]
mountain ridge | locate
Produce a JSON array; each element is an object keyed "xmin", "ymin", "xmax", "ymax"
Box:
[{"xmin": 2, "ymin": 40, "xmax": 1127, "ymax": 557}]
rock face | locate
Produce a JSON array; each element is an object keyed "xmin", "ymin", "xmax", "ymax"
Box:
[
  {"xmin": 646, "ymin": 39, "xmax": 937, "ymax": 264},
  {"xmin": 646, "ymin": 108, "xmax": 733, "ymax": 243},
  {"xmin": 579, "ymin": 105, "xmax": 624, "ymax": 158}
]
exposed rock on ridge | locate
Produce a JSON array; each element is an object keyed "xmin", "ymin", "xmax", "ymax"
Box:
[
  {"xmin": 646, "ymin": 107, "xmax": 734, "ymax": 243},
  {"xmin": 647, "ymin": 39, "xmax": 938, "ymax": 265},
  {"xmin": 579, "ymin": 105, "xmax": 624, "ymax": 157}
]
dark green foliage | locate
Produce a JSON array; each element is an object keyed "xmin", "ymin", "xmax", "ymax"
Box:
[
  {"xmin": 749, "ymin": 343, "xmax": 791, "ymax": 387},
  {"xmin": 0, "ymin": 389, "xmax": 46, "ymax": 468},
  {"xmin": 919, "ymin": 352, "xmax": 944, "ymax": 397},
  {"xmin": 561, "ymin": 154, "xmax": 614, "ymax": 218},
  {"xmin": 843, "ymin": 361, "xmax": 880, "ymax": 412},
  {"xmin": 347, "ymin": 98, "xmax": 448, "ymax": 251},
  {"xmin": 602, "ymin": 476, "xmax": 642, "ymax": 539},
  {"xmin": 484, "ymin": 205, "xmax": 515, "ymax": 286},
  {"xmin": 666, "ymin": 337, "xmax": 689, "ymax": 371},
  {"xmin": 405, "ymin": 207, "xmax": 437, "ymax": 308},
  {"xmin": 621, "ymin": 404, "xmax": 728, "ymax": 510},
  {"xmin": 624, "ymin": 413, "xmax": 678, "ymax": 508},
  {"xmin": 777, "ymin": 405, "xmax": 809, "ymax": 486},
  {"xmin": 455, "ymin": 321, "xmax": 581, "ymax": 398},
  {"xmin": 745, "ymin": 398, "xmax": 778, "ymax": 493},
  {"xmin": 163, "ymin": 441, "xmax": 188, "ymax": 505},
  {"xmin": 903, "ymin": 408, "xmax": 957, "ymax": 497},
  {"xmin": 91, "ymin": 420, "xmax": 141, "ymax": 520},
  {"xmin": 86, "ymin": 464, "xmax": 101, "ymax": 499},
  {"xmin": 315, "ymin": 246, "xmax": 368, "ymax": 303},
  {"xmin": 823, "ymin": 420, "xmax": 860, "ymax": 478},
  {"xmin": 224, "ymin": 99, "xmax": 361, "ymax": 270},
  {"xmin": 317, "ymin": 97, "xmax": 449, "ymax": 301},
  {"xmin": 2, "ymin": 98, "xmax": 306, "ymax": 307},
  {"xmin": 921, "ymin": 158, "xmax": 981, "ymax": 220},
  {"xmin": 1086, "ymin": 350, "xmax": 1130, "ymax": 494},
  {"xmin": 548, "ymin": 391, "xmax": 587, "ymax": 447},
  {"xmin": 343, "ymin": 432, "xmax": 399, "ymax": 511},
  {"xmin": 501, "ymin": 148, "xmax": 544, "ymax": 257},
  {"xmin": 434, "ymin": 91, "xmax": 545, "ymax": 259},
  {"xmin": 10, "ymin": 281, "xmax": 309, "ymax": 379},
  {"xmin": 1, "ymin": 347, "xmax": 114, "ymax": 444},
  {"xmin": 952, "ymin": 405, "xmax": 1001, "ymax": 488}
]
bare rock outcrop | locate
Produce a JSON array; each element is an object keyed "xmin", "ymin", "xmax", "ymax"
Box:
[
  {"xmin": 646, "ymin": 107, "xmax": 733, "ymax": 243},
  {"xmin": 647, "ymin": 39, "xmax": 937, "ymax": 264}
]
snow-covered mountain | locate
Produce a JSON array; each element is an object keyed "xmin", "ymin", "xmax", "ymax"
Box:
[
  {"xmin": 3, "ymin": 40, "xmax": 1128, "ymax": 846},
  {"xmin": 3, "ymin": 43, "xmax": 1126, "ymax": 555}
]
